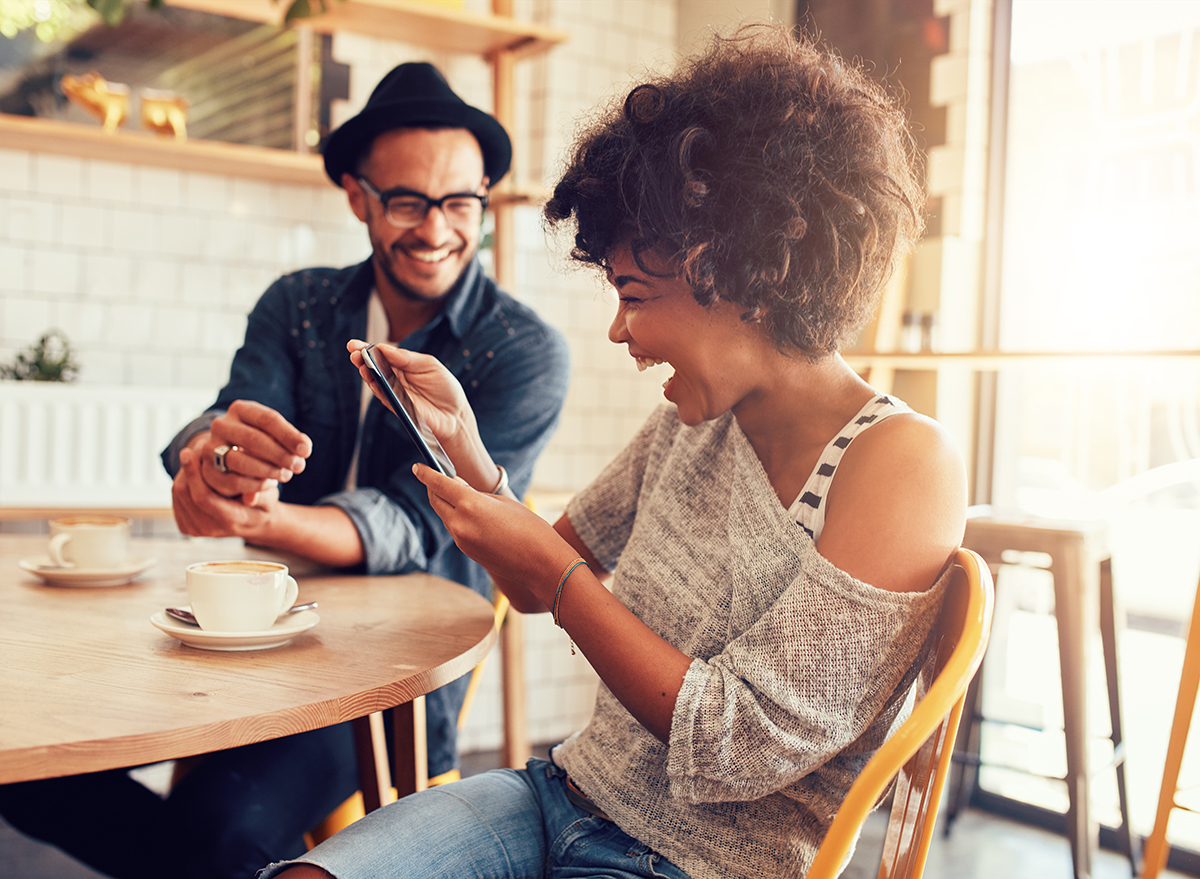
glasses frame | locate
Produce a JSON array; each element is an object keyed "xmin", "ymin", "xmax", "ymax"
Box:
[{"xmin": 356, "ymin": 176, "xmax": 489, "ymax": 229}]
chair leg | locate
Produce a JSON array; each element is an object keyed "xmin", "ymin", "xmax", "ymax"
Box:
[
  {"xmin": 1099, "ymin": 558, "xmax": 1138, "ymax": 875},
  {"xmin": 1141, "ymin": 578, "xmax": 1200, "ymax": 879},
  {"xmin": 942, "ymin": 663, "xmax": 984, "ymax": 836},
  {"xmin": 1052, "ymin": 546, "xmax": 1096, "ymax": 879}
]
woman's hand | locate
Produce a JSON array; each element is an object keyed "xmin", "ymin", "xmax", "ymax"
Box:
[
  {"xmin": 413, "ymin": 463, "xmax": 578, "ymax": 611},
  {"xmin": 348, "ymin": 341, "xmax": 502, "ymax": 493},
  {"xmin": 348, "ymin": 340, "xmax": 472, "ymax": 444}
]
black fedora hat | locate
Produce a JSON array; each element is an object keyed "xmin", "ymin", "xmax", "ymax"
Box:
[{"xmin": 323, "ymin": 62, "xmax": 512, "ymax": 187}]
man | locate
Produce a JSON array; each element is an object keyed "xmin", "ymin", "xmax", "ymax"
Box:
[{"xmin": 0, "ymin": 63, "xmax": 569, "ymax": 879}]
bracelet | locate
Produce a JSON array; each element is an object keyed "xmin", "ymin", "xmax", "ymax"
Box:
[
  {"xmin": 490, "ymin": 464, "xmax": 509, "ymax": 496},
  {"xmin": 552, "ymin": 557, "xmax": 589, "ymax": 654}
]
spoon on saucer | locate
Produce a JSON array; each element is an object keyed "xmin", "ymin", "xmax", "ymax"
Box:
[{"xmin": 165, "ymin": 602, "xmax": 318, "ymax": 627}]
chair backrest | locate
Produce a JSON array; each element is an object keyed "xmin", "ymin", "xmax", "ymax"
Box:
[{"xmin": 806, "ymin": 547, "xmax": 995, "ymax": 879}]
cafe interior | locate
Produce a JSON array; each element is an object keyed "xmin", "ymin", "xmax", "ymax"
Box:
[{"xmin": 2, "ymin": 0, "xmax": 1199, "ymax": 877}]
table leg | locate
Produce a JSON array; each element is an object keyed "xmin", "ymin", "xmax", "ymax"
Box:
[
  {"xmin": 393, "ymin": 695, "xmax": 428, "ymax": 798},
  {"xmin": 502, "ymin": 609, "xmax": 530, "ymax": 769},
  {"xmin": 351, "ymin": 712, "xmax": 391, "ymax": 814}
]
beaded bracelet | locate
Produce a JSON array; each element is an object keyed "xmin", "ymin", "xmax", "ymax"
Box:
[{"xmin": 552, "ymin": 557, "xmax": 589, "ymax": 654}]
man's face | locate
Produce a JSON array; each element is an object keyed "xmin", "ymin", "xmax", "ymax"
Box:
[{"xmin": 346, "ymin": 128, "xmax": 488, "ymax": 304}]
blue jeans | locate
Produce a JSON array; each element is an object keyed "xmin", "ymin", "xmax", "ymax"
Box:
[{"xmin": 258, "ymin": 758, "xmax": 690, "ymax": 879}]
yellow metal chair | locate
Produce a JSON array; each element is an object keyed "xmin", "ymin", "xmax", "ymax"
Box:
[
  {"xmin": 806, "ymin": 548, "xmax": 995, "ymax": 879},
  {"xmin": 1140, "ymin": 567, "xmax": 1200, "ymax": 879}
]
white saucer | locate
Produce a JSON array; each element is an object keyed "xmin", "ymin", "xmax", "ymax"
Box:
[
  {"xmin": 150, "ymin": 608, "xmax": 320, "ymax": 651},
  {"xmin": 19, "ymin": 555, "xmax": 157, "ymax": 588}
]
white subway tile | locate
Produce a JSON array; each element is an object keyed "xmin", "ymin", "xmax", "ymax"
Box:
[
  {"xmin": 183, "ymin": 171, "xmax": 232, "ymax": 212},
  {"xmin": 280, "ymin": 222, "xmax": 319, "ymax": 270},
  {"xmin": 109, "ymin": 207, "xmax": 162, "ymax": 254},
  {"xmin": 33, "ymin": 154, "xmax": 84, "ymax": 198},
  {"xmin": 126, "ymin": 350, "xmax": 177, "ymax": 386},
  {"xmin": 77, "ymin": 348, "xmax": 123, "ymax": 384},
  {"xmin": 226, "ymin": 266, "xmax": 273, "ymax": 310},
  {"xmin": 2, "ymin": 296, "xmax": 51, "ymax": 342},
  {"xmin": 180, "ymin": 261, "xmax": 225, "ymax": 304},
  {"xmin": 59, "ymin": 202, "xmax": 110, "ymax": 249},
  {"xmin": 84, "ymin": 253, "xmax": 135, "ymax": 299},
  {"xmin": 104, "ymin": 302, "xmax": 156, "ymax": 347},
  {"xmin": 134, "ymin": 258, "xmax": 182, "ymax": 303},
  {"xmin": 277, "ymin": 184, "xmax": 316, "ymax": 223},
  {"xmin": 85, "ymin": 160, "xmax": 136, "ymax": 204},
  {"xmin": 50, "ymin": 300, "xmax": 105, "ymax": 345},
  {"xmin": 137, "ymin": 166, "xmax": 183, "ymax": 208},
  {"xmin": 29, "ymin": 248, "xmax": 80, "ymax": 295},
  {"xmin": 176, "ymin": 353, "xmax": 233, "ymax": 390},
  {"xmin": 0, "ymin": 149, "xmax": 32, "ymax": 193},
  {"xmin": 201, "ymin": 311, "xmax": 248, "ymax": 354},
  {"xmin": 231, "ymin": 178, "xmax": 275, "ymax": 218},
  {"xmin": 0, "ymin": 243, "xmax": 28, "ymax": 292},
  {"xmin": 158, "ymin": 213, "xmax": 204, "ymax": 257},
  {"xmin": 6, "ymin": 196, "xmax": 56, "ymax": 245},
  {"xmin": 202, "ymin": 216, "xmax": 250, "ymax": 260},
  {"xmin": 152, "ymin": 306, "xmax": 202, "ymax": 350}
]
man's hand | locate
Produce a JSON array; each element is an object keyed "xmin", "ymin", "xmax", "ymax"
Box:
[
  {"xmin": 172, "ymin": 446, "xmax": 280, "ymax": 538},
  {"xmin": 171, "ymin": 400, "xmax": 311, "ymax": 537},
  {"xmin": 193, "ymin": 400, "xmax": 312, "ymax": 501}
]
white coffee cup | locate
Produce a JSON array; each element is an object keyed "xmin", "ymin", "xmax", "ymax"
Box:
[
  {"xmin": 48, "ymin": 515, "xmax": 131, "ymax": 569},
  {"xmin": 185, "ymin": 560, "xmax": 300, "ymax": 633}
]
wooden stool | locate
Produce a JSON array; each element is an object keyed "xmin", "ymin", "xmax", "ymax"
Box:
[
  {"xmin": 1140, "ymin": 571, "xmax": 1200, "ymax": 879},
  {"xmin": 944, "ymin": 516, "xmax": 1137, "ymax": 879}
]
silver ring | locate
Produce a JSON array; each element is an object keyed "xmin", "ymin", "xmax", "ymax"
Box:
[{"xmin": 212, "ymin": 444, "xmax": 239, "ymax": 473}]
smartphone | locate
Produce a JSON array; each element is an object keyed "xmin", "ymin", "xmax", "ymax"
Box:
[{"xmin": 360, "ymin": 344, "xmax": 456, "ymax": 478}]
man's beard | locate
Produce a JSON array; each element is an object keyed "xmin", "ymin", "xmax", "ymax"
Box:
[{"xmin": 376, "ymin": 243, "xmax": 473, "ymax": 304}]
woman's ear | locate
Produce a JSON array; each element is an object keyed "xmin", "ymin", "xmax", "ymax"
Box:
[{"xmin": 342, "ymin": 174, "xmax": 368, "ymax": 223}]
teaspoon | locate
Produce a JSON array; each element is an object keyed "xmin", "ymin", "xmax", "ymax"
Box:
[{"xmin": 165, "ymin": 602, "xmax": 318, "ymax": 627}]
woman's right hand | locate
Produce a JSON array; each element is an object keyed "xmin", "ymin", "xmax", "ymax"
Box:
[{"xmin": 348, "ymin": 341, "xmax": 502, "ymax": 494}]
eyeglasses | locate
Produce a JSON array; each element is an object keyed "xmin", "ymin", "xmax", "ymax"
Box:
[{"xmin": 356, "ymin": 176, "xmax": 489, "ymax": 229}]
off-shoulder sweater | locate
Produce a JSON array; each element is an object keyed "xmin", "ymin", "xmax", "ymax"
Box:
[{"xmin": 558, "ymin": 403, "xmax": 949, "ymax": 879}]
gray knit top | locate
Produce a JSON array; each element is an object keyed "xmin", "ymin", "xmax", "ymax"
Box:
[{"xmin": 558, "ymin": 403, "xmax": 949, "ymax": 879}]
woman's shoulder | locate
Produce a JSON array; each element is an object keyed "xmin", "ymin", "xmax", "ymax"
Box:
[{"xmin": 819, "ymin": 409, "xmax": 967, "ymax": 593}]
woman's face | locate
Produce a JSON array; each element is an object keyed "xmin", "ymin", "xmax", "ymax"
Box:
[{"xmin": 605, "ymin": 246, "xmax": 773, "ymax": 426}]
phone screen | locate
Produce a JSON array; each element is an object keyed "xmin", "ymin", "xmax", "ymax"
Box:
[{"xmin": 361, "ymin": 344, "xmax": 456, "ymax": 478}]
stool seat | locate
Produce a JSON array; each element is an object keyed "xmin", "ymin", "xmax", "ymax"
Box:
[{"xmin": 946, "ymin": 515, "xmax": 1137, "ymax": 879}]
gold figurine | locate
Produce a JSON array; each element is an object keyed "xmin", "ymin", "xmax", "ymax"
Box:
[
  {"xmin": 60, "ymin": 71, "xmax": 130, "ymax": 134},
  {"xmin": 140, "ymin": 89, "xmax": 189, "ymax": 141}
]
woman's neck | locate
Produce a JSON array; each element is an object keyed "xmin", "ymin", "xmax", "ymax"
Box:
[{"xmin": 733, "ymin": 352, "xmax": 876, "ymax": 506}]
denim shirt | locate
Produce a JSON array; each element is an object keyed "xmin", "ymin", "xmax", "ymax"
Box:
[{"xmin": 163, "ymin": 257, "xmax": 571, "ymax": 599}]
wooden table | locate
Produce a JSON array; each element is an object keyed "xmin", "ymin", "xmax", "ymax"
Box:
[{"xmin": 0, "ymin": 534, "xmax": 497, "ymax": 809}]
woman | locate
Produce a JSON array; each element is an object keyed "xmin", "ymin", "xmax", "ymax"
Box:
[{"xmin": 263, "ymin": 25, "xmax": 965, "ymax": 879}]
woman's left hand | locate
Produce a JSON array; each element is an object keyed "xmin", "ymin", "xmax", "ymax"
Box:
[{"xmin": 413, "ymin": 463, "xmax": 577, "ymax": 608}]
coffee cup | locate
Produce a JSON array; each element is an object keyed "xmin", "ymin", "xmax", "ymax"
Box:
[
  {"xmin": 47, "ymin": 515, "xmax": 131, "ymax": 569},
  {"xmin": 185, "ymin": 561, "xmax": 300, "ymax": 633}
]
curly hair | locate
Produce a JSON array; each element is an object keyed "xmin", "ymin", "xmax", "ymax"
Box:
[{"xmin": 544, "ymin": 25, "xmax": 925, "ymax": 356}]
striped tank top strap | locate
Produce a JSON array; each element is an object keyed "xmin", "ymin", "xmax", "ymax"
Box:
[{"xmin": 788, "ymin": 394, "xmax": 910, "ymax": 543}]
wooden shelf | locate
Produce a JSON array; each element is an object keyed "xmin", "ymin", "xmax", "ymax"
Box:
[
  {"xmin": 162, "ymin": 0, "xmax": 568, "ymax": 59},
  {"xmin": 0, "ymin": 113, "xmax": 331, "ymax": 186},
  {"xmin": 2, "ymin": 113, "xmax": 554, "ymax": 199},
  {"xmin": 843, "ymin": 350, "xmax": 1200, "ymax": 370}
]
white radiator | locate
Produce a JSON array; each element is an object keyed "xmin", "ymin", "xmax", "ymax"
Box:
[{"xmin": 0, "ymin": 383, "xmax": 216, "ymax": 510}]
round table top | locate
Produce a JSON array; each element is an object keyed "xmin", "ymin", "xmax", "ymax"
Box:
[{"xmin": 0, "ymin": 534, "xmax": 497, "ymax": 783}]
